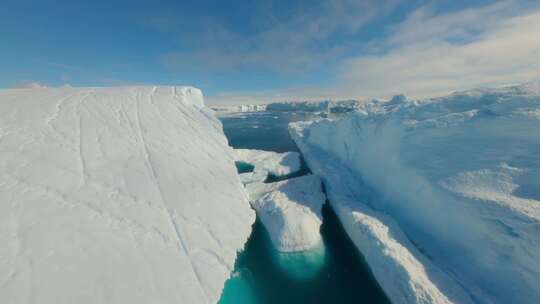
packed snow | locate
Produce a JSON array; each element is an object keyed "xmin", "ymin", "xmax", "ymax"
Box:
[
  {"xmin": 233, "ymin": 149, "xmax": 301, "ymax": 183},
  {"xmin": 0, "ymin": 86, "xmax": 255, "ymax": 304},
  {"xmin": 290, "ymin": 83, "xmax": 540, "ymax": 303},
  {"xmin": 245, "ymin": 175, "xmax": 325, "ymax": 252}
]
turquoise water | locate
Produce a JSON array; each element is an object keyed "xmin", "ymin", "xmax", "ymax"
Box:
[
  {"xmin": 219, "ymin": 111, "xmax": 390, "ymax": 304},
  {"xmin": 235, "ymin": 161, "xmax": 255, "ymax": 174}
]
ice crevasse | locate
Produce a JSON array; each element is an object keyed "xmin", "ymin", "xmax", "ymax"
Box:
[
  {"xmin": 290, "ymin": 83, "xmax": 540, "ymax": 304},
  {"xmin": 0, "ymin": 86, "xmax": 255, "ymax": 304}
]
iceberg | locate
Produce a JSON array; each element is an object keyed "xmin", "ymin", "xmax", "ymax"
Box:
[
  {"xmin": 0, "ymin": 86, "xmax": 255, "ymax": 304},
  {"xmin": 233, "ymin": 149, "xmax": 301, "ymax": 183},
  {"xmin": 245, "ymin": 175, "xmax": 325, "ymax": 252},
  {"xmin": 290, "ymin": 83, "xmax": 540, "ymax": 303}
]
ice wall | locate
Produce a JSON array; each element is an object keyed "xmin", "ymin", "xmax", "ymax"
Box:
[
  {"xmin": 0, "ymin": 86, "xmax": 255, "ymax": 304},
  {"xmin": 290, "ymin": 83, "xmax": 540, "ymax": 303}
]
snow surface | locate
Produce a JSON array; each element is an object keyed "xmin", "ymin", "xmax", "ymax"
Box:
[
  {"xmin": 0, "ymin": 86, "xmax": 255, "ymax": 304},
  {"xmin": 245, "ymin": 175, "xmax": 325, "ymax": 252},
  {"xmin": 290, "ymin": 83, "xmax": 540, "ymax": 303},
  {"xmin": 233, "ymin": 149, "xmax": 301, "ymax": 183}
]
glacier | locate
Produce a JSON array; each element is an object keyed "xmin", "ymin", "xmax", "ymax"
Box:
[
  {"xmin": 290, "ymin": 83, "xmax": 540, "ymax": 304},
  {"xmin": 0, "ymin": 86, "xmax": 255, "ymax": 304},
  {"xmin": 245, "ymin": 175, "xmax": 325, "ymax": 252}
]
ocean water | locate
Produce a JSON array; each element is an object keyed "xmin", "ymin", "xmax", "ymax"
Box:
[
  {"xmin": 219, "ymin": 111, "xmax": 312, "ymax": 152},
  {"xmin": 218, "ymin": 111, "xmax": 390, "ymax": 304}
]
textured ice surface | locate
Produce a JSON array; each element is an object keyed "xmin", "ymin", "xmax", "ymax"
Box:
[
  {"xmin": 0, "ymin": 86, "xmax": 255, "ymax": 304},
  {"xmin": 244, "ymin": 175, "xmax": 325, "ymax": 252},
  {"xmin": 290, "ymin": 125, "xmax": 470, "ymax": 304},
  {"xmin": 290, "ymin": 83, "xmax": 540, "ymax": 303},
  {"xmin": 233, "ymin": 149, "xmax": 301, "ymax": 183}
]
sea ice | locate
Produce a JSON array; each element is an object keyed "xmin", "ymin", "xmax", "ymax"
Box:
[{"xmin": 233, "ymin": 149, "xmax": 301, "ymax": 183}]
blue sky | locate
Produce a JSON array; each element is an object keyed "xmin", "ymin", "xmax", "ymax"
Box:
[{"xmin": 2, "ymin": 0, "xmax": 540, "ymax": 104}]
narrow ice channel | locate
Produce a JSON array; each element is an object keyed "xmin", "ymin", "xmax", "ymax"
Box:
[{"xmin": 218, "ymin": 111, "xmax": 390, "ymax": 304}]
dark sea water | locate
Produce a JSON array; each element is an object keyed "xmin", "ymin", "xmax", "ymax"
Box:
[
  {"xmin": 218, "ymin": 111, "xmax": 390, "ymax": 304},
  {"xmin": 219, "ymin": 112, "xmax": 309, "ymax": 152}
]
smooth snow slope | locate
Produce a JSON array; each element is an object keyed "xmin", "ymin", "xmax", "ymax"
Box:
[
  {"xmin": 290, "ymin": 83, "xmax": 540, "ymax": 303},
  {"xmin": 0, "ymin": 86, "xmax": 255, "ymax": 304}
]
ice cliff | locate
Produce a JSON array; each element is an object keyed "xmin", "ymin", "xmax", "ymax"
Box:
[
  {"xmin": 290, "ymin": 83, "xmax": 540, "ymax": 304},
  {"xmin": 0, "ymin": 86, "xmax": 255, "ymax": 304}
]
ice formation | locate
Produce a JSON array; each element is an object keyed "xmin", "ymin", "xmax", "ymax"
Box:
[
  {"xmin": 233, "ymin": 149, "xmax": 301, "ymax": 183},
  {"xmin": 0, "ymin": 86, "xmax": 255, "ymax": 304},
  {"xmin": 245, "ymin": 175, "xmax": 326, "ymax": 252},
  {"xmin": 290, "ymin": 83, "xmax": 540, "ymax": 304}
]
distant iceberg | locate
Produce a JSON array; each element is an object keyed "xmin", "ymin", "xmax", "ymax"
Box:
[
  {"xmin": 0, "ymin": 86, "xmax": 255, "ymax": 304},
  {"xmin": 290, "ymin": 83, "xmax": 540, "ymax": 304},
  {"xmin": 266, "ymin": 99, "xmax": 360, "ymax": 113}
]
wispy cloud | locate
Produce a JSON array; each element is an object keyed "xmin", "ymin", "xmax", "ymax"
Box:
[
  {"xmin": 158, "ymin": 0, "xmax": 400, "ymax": 75},
  {"xmin": 337, "ymin": 0, "xmax": 540, "ymax": 99},
  {"xmin": 206, "ymin": 0, "xmax": 540, "ymax": 104}
]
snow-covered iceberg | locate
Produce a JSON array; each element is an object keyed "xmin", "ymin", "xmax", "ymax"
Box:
[
  {"xmin": 0, "ymin": 86, "xmax": 255, "ymax": 304},
  {"xmin": 290, "ymin": 83, "xmax": 540, "ymax": 304},
  {"xmin": 234, "ymin": 149, "xmax": 301, "ymax": 183},
  {"xmin": 245, "ymin": 175, "xmax": 325, "ymax": 252}
]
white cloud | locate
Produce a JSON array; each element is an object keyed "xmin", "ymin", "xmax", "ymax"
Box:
[
  {"xmin": 337, "ymin": 1, "xmax": 540, "ymax": 99},
  {"xmin": 193, "ymin": 1, "xmax": 540, "ymax": 105}
]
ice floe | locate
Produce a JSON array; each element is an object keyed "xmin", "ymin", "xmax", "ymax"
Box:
[{"xmin": 233, "ymin": 149, "xmax": 301, "ymax": 183}]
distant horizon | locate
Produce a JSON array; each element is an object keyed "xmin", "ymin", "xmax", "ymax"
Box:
[{"xmin": 6, "ymin": 79, "xmax": 537, "ymax": 107}]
